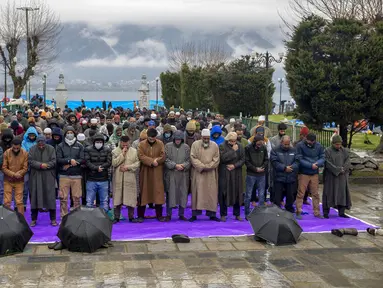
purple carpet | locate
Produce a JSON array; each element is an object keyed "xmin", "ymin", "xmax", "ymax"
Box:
[{"xmin": 21, "ymin": 198, "xmax": 374, "ymax": 243}]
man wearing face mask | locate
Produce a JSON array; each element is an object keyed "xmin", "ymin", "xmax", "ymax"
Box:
[
  {"xmin": 189, "ymin": 129, "xmax": 220, "ymax": 222},
  {"xmin": 218, "ymin": 132, "xmax": 245, "ymax": 222},
  {"xmin": 164, "ymin": 130, "xmax": 191, "ymax": 221},
  {"xmin": 56, "ymin": 126, "xmax": 85, "ymax": 218},
  {"xmin": 244, "ymin": 135, "xmax": 268, "ymax": 219},
  {"xmin": 295, "ymin": 133, "xmax": 325, "ymax": 219},
  {"xmin": 85, "ymin": 134, "xmax": 112, "ymax": 212},
  {"xmin": 158, "ymin": 124, "xmax": 174, "ymax": 145},
  {"xmin": 184, "ymin": 121, "xmax": 201, "ymax": 148},
  {"xmin": 28, "ymin": 136, "xmax": 57, "ymax": 227},
  {"xmin": 21, "ymin": 126, "xmax": 39, "ymax": 210},
  {"xmin": 2, "ymin": 139, "xmax": 28, "ymax": 216},
  {"xmin": 270, "ymin": 136, "xmax": 299, "ymax": 213},
  {"xmin": 322, "ymin": 135, "xmax": 352, "ymax": 219},
  {"xmin": 137, "ymin": 128, "xmax": 167, "ymax": 222}
]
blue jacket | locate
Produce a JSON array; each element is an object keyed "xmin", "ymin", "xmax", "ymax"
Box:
[
  {"xmin": 270, "ymin": 146, "xmax": 299, "ymax": 183},
  {"xmin": 296, "ymin": 141, "xmax": 325, "ymax": 175},
  {"xmin": 21, "ymin": 126, "xmax": 38, "ymax": 152},
  {"xmin": 210, "ymin": 125, "xmax": 225, "ymax": 146}
]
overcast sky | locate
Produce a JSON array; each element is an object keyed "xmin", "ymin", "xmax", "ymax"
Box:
[{"xmin": 4, "ymin": 0, "xmax": 291, "ymax": 30}]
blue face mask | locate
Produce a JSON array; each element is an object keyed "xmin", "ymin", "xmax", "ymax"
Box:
[{"xmin": 164, "ymin": 133, "xmax": 171, "ymax": 138}]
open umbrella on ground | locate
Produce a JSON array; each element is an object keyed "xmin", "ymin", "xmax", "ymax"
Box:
[
  {"xmin": 248, "ymin": 205, "xmax": 302, "ymax": 246},
  {"xmin": 0, "ymin": 206, "xmax": 34, "ymax": 256},
  {"xmin": 57, "ymin": 206, "xmax": 112, "ymax": 253}
]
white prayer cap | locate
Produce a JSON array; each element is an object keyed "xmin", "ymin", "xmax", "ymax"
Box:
[
  {"xmin": 44, "ymin": 128, "xmax": 52, "ymax": 134},
  {"xmin": 175, "ymin": 112, "xmax": 180, "ymax": 116},
  {"xmin": 258, "ymin": 115, "xmax": 265, "ymax": 121},
  {"xmin": 90, "ymin": 118, "xmax": 98, "ymax": 124},
  {"xmin": 151, "ymin": 113, "xmax": 157, "ymax": 120},
  {"xmin": 77, "ymin": 133, "xmax": 86, "ymax": 141},
  {"xmin": 170, "ymin": 125, "xmax": 177, "ymax": 132},
  {"xmin": 230, "ymin": 118, "xmax": 235, "ymax": 123},
  {"xmin": 201, "ymin": 129, "xmax": 210, "ymax": 137},
  {"xmin": 82, "ymin": 120, "xmax": 87, "ymax": 124}
]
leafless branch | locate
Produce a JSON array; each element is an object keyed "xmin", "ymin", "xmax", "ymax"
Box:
[
  {"xmin": 167, "ymin": 40, "xmax": 231, "ymax": 71},
  {"xmin": 0, "ymin": 0, "xmax": 62, "ymax": 98},
  {"xmin": 289, "ymin": 0, "xmax": 383, "ymax": 23}
]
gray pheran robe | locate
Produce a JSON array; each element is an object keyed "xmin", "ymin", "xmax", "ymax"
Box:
[
  {"xmin": 164, "ymin": 142, "xmax": 191, "ymax": 208},
  {"xmin": 323, "ymin": 146, "xmax": 352, "ymax": 210},
  {"xmin": 28, "ymin": 144, "xmax": 57, "ymax": 210}
]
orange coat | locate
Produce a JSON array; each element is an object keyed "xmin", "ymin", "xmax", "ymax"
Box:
[
  {"xmin": 138, "ymin": 140, "xmax": 166, "ymax": 205},
  {"xmin": 2, "ymin": 148, "xmax": 28, "ymax": 183}
]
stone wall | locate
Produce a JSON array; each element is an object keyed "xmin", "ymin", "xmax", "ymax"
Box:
[{"xmin": 350, "ymin": 152, "xmax": 380, "ymax": 172}]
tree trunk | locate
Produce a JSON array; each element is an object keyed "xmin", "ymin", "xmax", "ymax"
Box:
[
  {"xmin": 339, "ymin": 124, "xmax": 348, "ymax": 148},
  {"xmin": 373, "ymin": 134, "xmax": 383, "ymax": 154},
  {"xmin": 13, "ymin": 81, "xmax": 24, "ymax": 99}
]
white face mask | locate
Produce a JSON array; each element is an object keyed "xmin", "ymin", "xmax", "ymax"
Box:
[
  {"xmin": 66, "ymin": 134, "xmax": 75, "ymax": 140},
  {"xmin": 187, "ymin": 117, "xmax": 191, "ymax": 121},
  {"xmin": 95, "ymin": 143, "xmax": 103, "ymax": 150}
]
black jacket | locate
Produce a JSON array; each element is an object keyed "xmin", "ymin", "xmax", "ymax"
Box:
[
  {"xmin": 270, "ymin": 146, "xmax": 299, "ymax": 183},
  {"xmin": 245, "ymin": 143, "xmax": 268, "ymax": 176},
  {"xmin": 85, "ymin": 135, "xmax": 112, "ymax": 182},
  {"xmin": 56, "ymin": 141, "xmax": 85, "ymax": 176}
]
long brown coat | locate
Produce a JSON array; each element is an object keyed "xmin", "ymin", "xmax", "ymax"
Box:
[
  {"xmin": 138, "ymin": 140, "xmax": 166, "ymax": 206},
  {"xmin": 112, "ymin": 146, "xmax": 141, "ymax": 207},
  {"xmin": 190, "ymin": 140, "xmax": 220, "ymax": 211}
]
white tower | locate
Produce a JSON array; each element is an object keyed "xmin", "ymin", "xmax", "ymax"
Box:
[
  {"xmin": 138, "ymin": 74, "xmax": 149, "ymax": 109},
  {"xmin": 55, "ymin": 73, "xmax": 68, "ymax": 109}
]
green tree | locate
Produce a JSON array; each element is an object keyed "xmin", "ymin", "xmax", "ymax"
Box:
[
  {"xmin": 285, "ymin": 16, "xmax": 383, "ymax": 147},
  {"xmin": 160, "ymin": 71, "xmax": 181, "ymax": 108},
  {"xmin": 208, "ymin": 55, "xmax": 275, "ymax": 117}
]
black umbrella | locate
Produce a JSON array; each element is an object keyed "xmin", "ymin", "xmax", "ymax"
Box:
[
  {"xmin": 57, "ymin": 206, "xmax": 112, "ymax": 253},
  {"xmin": 0, "ymin": 206, "xmax": 34, "ymax": 256},
  {"xmin": 248, "ymin": 205, "xmax": 302, "ymax": 246}
]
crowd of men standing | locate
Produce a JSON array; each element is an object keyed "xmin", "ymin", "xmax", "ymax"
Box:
[{"xmin": 0, "ymin": 105, "xmax": 352, "ymax": 227}]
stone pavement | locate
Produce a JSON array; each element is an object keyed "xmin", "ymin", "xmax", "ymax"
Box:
[{"xmin": 1, "ymin": 184, "xmax": 383, "ymax": 288}]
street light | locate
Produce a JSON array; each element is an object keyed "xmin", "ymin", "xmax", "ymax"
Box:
[
  {"xmin": 1, "ymin": 45, "xmax": 8, "ymax": 104},
  {"xmin": 252, "ymin": 51, "xmax": 284, "ymax": 123},
  {"xmin": 278, "ymin": 77, "xmax": 284, "ymax": 114},
  {"xmin": 42, "ymin": 73, "xmax": 47, "ymax": 108},
  {"xmin": 155, "ymin": 77, "xmax": 159, "ymax": 110}
]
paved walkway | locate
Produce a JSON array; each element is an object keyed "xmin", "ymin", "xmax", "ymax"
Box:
[{"xmin": 1, "ymin": 184, "xmax": 383, "ymax": 288}]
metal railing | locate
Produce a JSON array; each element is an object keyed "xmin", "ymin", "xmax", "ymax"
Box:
[{"xmin": 241, "ymin": 118, "xmax": 334, "ymax": 148}]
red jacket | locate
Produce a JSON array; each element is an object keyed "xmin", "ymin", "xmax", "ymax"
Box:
[{"xmin": 9, "ymin": 125, "xmax": 24, "ymax": 137}]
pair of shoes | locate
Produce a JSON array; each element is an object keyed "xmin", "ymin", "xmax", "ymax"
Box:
[
  {"xmin": 189, "ymin": 216, "xmax": 197, "ymax": 222},
  {"xmin": 52, "ymin": 242, "xmax": 65, "ymax": 251},
  {"xmin": 314, "ymin": 215, "xmax": 324, "ymax": 219},
  {"xmin": 51, "ymin": 220, "xmax": 58, "ymax": 226},
  {"xmin": 324, "ymin": 214, "xmax": 329, "ymax": 219},
  {"xmin": 157, "ymin": 216, "xmax": 167, "ymax": 222},
  {"xmin": 367, "ymin": 228, "xmax": 377, "ymax": 236},
  {"xmin": 136, "ymin": 217, "xmax": 144, "ymax": 223},
  {"xmin": 164, "ymin": 216, "xmax": 171, "ymax": 222},
  {"xmin": 235, "ymin": 216, "xmax": 244, "ymax": 221},
  {"xmin": 172, "ymin": 234, "xmax": 190, "ymax": 243},
  {"xmin": 295, "ymin": 213, "xmax": 302, "ymax": 220},
  {"xmin": 48, "ymin": 242, "xmax": 59, "ymax": 249},
  {"xmin": 339, "ymin": 214, "xmax": 350, "ymax": 218},
  {"xmin": 178, "ymin": 216, "xmax": 188, "ymax": 221},
  {"xmin": 220, "ymin": 216, "xmax": 227, "ymax": 222},
  {"xmin": 30, "ymin": 221, "xmax": 36, "ymax": 227},
  {"xmin": 331, "ymin": 228, "xmax": 358, "ymax": 237},
  {"xmin": 113, "ymin": 219, "xmax": 120, "ymax": 224},
  {"xmin": 102, "ymin": 241, "xmax": 114, "ymax": 248},
  {"xmin": 210, "ymin": 216, "xmax": 221, "ymax": 222}
]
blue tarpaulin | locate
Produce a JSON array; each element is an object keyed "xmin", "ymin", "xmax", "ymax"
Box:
[{"xmin": 65, "ymin": 100, "xmax": 165, "ymax": 110}]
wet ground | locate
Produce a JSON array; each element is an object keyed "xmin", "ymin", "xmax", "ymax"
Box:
[{"xmin": 1, "ymin": 184, "xmax": 383, "ymax": 288}]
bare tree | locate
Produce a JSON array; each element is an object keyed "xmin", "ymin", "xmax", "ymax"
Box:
[
  {"xmin": 289, "ymin": 0, "xmax": 383, "ymax": 23},
  {"xmin": 167, "ymin": 40, "xmax": 231, "ymax": 71},
  {"xmin": 0, "ymin": 0, "xmax": 62, "ymax": 99}
]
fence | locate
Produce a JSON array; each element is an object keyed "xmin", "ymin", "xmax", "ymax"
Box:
[{"xmin": 241, "ymin": 118, "xmax": 335, "ymax": 148}]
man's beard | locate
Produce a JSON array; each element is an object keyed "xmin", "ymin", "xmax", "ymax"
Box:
[
  {"xmin": 203, "ymin": 142, "xmax": 209, "ymax": 148},
  {"xmin": 12, "ymin": 150, "xmax": 20, "ymax": 156}
]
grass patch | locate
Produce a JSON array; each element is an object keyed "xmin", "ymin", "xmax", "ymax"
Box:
[
  {"xmin": 349, "ymin": 133, "xmax": 380, "ymax": 151},
  {"xmin": 267, "ymin": 115, "xmax": 294, "ymax": 122}
]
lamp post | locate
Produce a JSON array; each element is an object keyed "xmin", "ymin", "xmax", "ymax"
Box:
[
  {"xmin": 155, "ymin": 77, "xmax": 159, "ymax": 110},
  {"xmin": 42, "ymin": 73, "xmax": 47, "ymax": 108},
  {"xmin": 252, "ymin": 51, "xmax": 284, "ymax": 123},
  {"xmin": 278, "ymin": 77, "xmax": 284, "ymax": 114}
]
